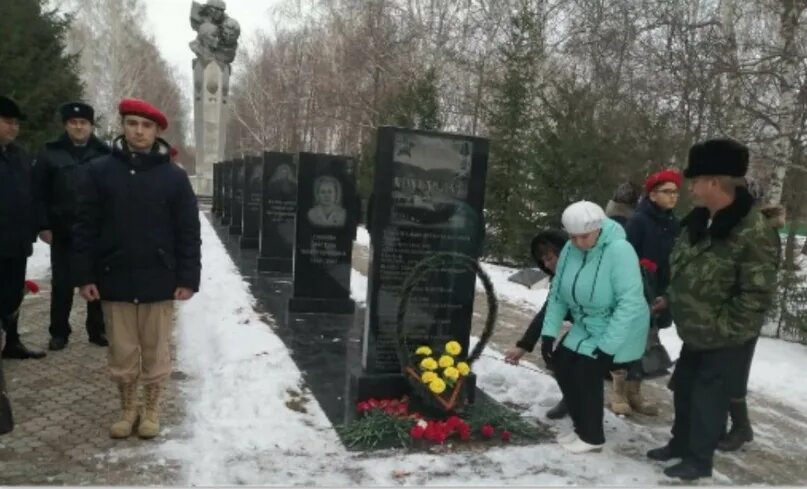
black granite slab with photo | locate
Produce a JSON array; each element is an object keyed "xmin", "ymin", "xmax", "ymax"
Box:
[
  {"xmin": 239, "ymin": 155, "xmax": 263, "ymax": 249},
  {"xmin": 287, "ymin": 152, "xmax": 358, "ymax": 315},
  {"xmin": 229, "ymin": 158, "xmax": 244, "ymax": 236},
  {"xmin": 358, "ymin": 126, "xmax": 489, "ymax": 395},
  {"xmin": 220, "ymin": 160, "xmax": 232, "ymax": 226},
  {"xmin": 258, "ymin": 151, "xmax": 297, "ymax": 273}
]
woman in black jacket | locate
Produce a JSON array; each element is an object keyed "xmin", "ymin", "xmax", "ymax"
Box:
[{"xmin": 505, "ymin": 229, "xmax": 570, "ymax": 419}]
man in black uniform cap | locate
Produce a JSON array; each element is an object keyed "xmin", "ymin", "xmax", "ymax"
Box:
[
  {"xmin": 35, "ymin": 101, "xmax": 111, "ymax": 350},
  {"xmin": 0, "ymin": 95, "xmax": 46, "ymax": 360}
]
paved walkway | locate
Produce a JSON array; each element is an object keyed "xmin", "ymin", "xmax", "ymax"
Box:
[{"xmin": 0, "ymin": 282, "xmax": 187, "ymax": 485}]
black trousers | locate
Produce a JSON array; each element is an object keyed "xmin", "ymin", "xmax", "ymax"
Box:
[
  {"xmin": 49, "ymin": 231, "xmax": 104, "ymax": 340},
  {"xmin": 669, "ymin": 343, "xmax": 747, "ymax": 468},
  {"xmin": 729, "ymin": 337, "xmax": 758, "ymax": 399},
  {"xmin": 0, "ymin": 257, "xmax": 27, "ymax": 344},
  {"xmin": 553, "ymin": 345, "xmax": 606, "ymax": 445}
]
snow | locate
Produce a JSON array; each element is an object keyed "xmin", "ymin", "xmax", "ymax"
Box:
[
  {"xmin": 25, "ymin": 239, "xmax": 51, "ymax": 280},
  {"xmin": 478, "ymin": 262, "xmax": 549, "ymax": 312}
]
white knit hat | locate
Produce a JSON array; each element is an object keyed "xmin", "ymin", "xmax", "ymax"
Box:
[{"xmin": 562, "ymin": 201, "xmax": 607, "ymax": 235}]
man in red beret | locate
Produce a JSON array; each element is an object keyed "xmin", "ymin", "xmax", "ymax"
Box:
[
  {"xmin": 606, "ymin": 169, "xmax": 683, "ymax": 418},
  {"xmin": 72, "ymin": 98, "xmax": 200, "ymax": 440}
]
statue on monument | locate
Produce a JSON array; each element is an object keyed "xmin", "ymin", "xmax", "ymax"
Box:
[{"xmin": 189, "ymin": 0, "xmax": 241, "ymax": 66}]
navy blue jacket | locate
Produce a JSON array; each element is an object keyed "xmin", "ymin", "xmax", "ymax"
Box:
[
  {"xmin": 34, "ymin": 133, "xmax": 111, "ymax": 234},
  {"xmin": 625, "ymin": 198, "xmax": 680, "ymax": 294},
  {"xmin": 0, "ymin": 142, "xmax": 38, "ymax": 258},
  {"xmin": 71, "ymin": 137, "xmax": 201, "ymax": 303}
]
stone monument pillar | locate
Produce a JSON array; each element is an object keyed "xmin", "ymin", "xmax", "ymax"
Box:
[{"xmin": 189, "ymin": 0, "xmax": 240, "ymax": 196}]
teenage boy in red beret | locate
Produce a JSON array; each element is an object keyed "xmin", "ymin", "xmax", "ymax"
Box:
[
  {"xmin": 72, "ymin": 98, "xmax": 201, "ymax": 440},
  {"xmin": 607, "ymin": 170, "xmax": 683, "ymax": 417}
]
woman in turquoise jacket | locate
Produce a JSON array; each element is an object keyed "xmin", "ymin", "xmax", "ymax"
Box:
[{"xmin": 541, "ymin": 201, "xmax": 649, "ymax": 453}]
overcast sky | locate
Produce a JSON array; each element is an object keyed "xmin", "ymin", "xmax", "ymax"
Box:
[{"xmin": 140, "ymin": 0, "xmax": 284, "ymax": 126}]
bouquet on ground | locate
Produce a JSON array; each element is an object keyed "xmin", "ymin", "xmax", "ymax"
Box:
[{"xmin": 404, "ymin": 339, "xmax": 471, "ymax": 412}]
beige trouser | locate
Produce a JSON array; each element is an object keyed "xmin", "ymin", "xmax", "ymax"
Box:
[{"xmin": 101, "ymin": 301, "xmax": 174, "ymax": 385}]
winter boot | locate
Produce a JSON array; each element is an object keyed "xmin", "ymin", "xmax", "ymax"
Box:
[
  {"xmin": 109, "ymin": 382, "xmax": 139, "ymax": 439},
  {"xmin": 717, "ymin": 398, "xmax": 753, "ymax": 451},
  {"xmin": 625, "ymin": 380, "xmax": 659, "ymax": 416},
  {"xmin": 138, "ymin": 382, "xmax": 164, "ymax": 439},
  {"xmin": 608, "ymin": 370, "xmax": 632, "ymax": 415}
]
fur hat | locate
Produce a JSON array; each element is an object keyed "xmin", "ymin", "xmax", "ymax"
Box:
[
  {"xmin": 59, "ymin": 101, "xmax": 94, "ymax": 124},
  {"xmin": 0, "ymin": 96, "xmax": 26, "ymax": 120},
  {"xmin": 118, "ymin": 98, "xmax": 168, "ymax": 130},
  {"xmin": 684, "ymin": 138, "xmax": 749, "ymax": 178},
  {"xmin": 562, "ymin": 201, "xmax": 607, "ymax": 235},
  {"xmin": 645, "ymin": 169, "xmax": 683, "ymax": 193}
]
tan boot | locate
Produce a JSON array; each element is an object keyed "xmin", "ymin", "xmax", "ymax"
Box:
[
  {"xmin": 109, "ymin": 382, "xmax": 139, "ymax": 439},
  {"xmin": 626, "ymin": 380, "xmax": 659, "ymax": 416},
  {"xmin": 137, "ymin": 382, "xmax": 163, "ymax": 439},
  {"xmin": 608, "ymin": 370, "xmax": 633, "ymax": 415}
]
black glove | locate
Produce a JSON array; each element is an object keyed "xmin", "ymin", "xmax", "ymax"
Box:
[
  {"xmin": 592, "ymin": 347, "xmax": 614, "ymax": 372},
  {"xmin": 540, "ymin": 336, "xmax": 555, "ymax": 369}
]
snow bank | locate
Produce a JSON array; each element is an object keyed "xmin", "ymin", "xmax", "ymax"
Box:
[{"xmin": 161, "ymin": 215, "xmax": 344, "ymax": 485}]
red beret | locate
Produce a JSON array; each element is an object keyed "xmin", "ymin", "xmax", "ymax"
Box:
[
  {"xmin": 118, "ymin": 98, "xmax": 168, "ymax": 130},
  {"xmin": 645, "ymin": 169, "xmax": 683, "ymax": 193}
]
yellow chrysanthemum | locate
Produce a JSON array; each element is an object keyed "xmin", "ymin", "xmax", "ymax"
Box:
[
  {"xmin": 415, "ymin": 345, "xmax": 432, "ymax": 356},
  {"xmin": 428, "ymin": 378, "xmax": 446, "ymax": 394},
  {"xmin": 438, "ymin": 355, "xmax": 454, "ymax": 368},
  {"xmin": 420, "ymin": 357, "xmax": 438, "ymax": 371},
  {"xmin": 445, "ymin": 341, "xmax": 462, "ymax": 356},
  {"xmin": 421, "ymin": 371, "xmax": 438, "ymax": 384},
  {"xmin": 457, "ymin": 362, "xmax": 471, "ymax": 376},
  {"xmin": 443, "ymin": 366, "xmax": 460, "ymax": 381}
]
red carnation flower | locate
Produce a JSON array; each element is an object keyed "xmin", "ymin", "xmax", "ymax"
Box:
[
  {"xmin": 24, "ymin": 280, "xmax": 39, "ymax": 294},
  {"xmin": 457, "ymin": 423, "xmax": 471, "ymax": 441},
  {"xmin": 356, "ymin": 401, "xmax": 371, "ymax": 414},
  {"xmin": 480, "ymin": 424, "xmax": 495, "ymax": 438},
  {"xmin": 639, "ymin": 258, "xmax": 658, "ymax": 273},
  {"xmin": 501, "ymin": 430, "xmax": 512, "ymax": 442},
  {"xmin": 410, "ymin": 425, "xmax": 425, "ymax": 439}
]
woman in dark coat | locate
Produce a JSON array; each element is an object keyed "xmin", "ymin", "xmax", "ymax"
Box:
[{"xmin": 505, "ymin": 229, "xmax": 570, "ymax": 419}]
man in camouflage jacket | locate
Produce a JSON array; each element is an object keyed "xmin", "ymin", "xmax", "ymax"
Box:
[{"xmin": 646, "ymin": 138, "xmax": 780, "ymax": 481}]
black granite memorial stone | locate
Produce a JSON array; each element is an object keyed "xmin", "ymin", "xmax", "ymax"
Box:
[
  {"xmin": 220, "ymin": 160, "xmax": 232, "ymax": 226},
  {"xmin": 258, "ymin": 151, "xmax": 297, "ymax": 273},
  {"xmin": 229, "ymin": 158, "xmax": 244, "ymax": 235},
  {"xmin": 287, "ymin": 152, "xmax": 358, "ymax": 315},
  {"xmin": 239, "ymin": 155, "xmax": 263, "ymax": 249},
  {"xmin": 360, "ymin": 126, "xmax": 489, "ymax": 387},
  {"xmin": 212, "ymin": 163, "xmax": 220, "ymax": 215}
]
